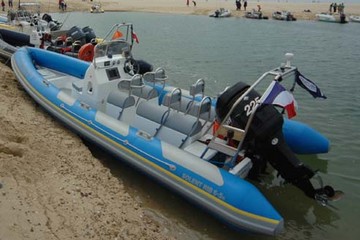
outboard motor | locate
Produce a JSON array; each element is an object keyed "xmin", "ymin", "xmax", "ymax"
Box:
[
  {"xmin": 66, "ymin": 26, "xmax": 86, "ymax": 45},
  {"xmin": 48, "ymin": 21, "xmax": 59, "ymax": 31},
  {"xmin": 82, "ymin": 26, "xmax": 96, "ymax": 43},
  {"xmin": 42, "ymin": 13, "xmax": 53, "ymax": 23},
  {"xmin": 216, "ymin": 82, "xmax": 336, "ymax": 201}
]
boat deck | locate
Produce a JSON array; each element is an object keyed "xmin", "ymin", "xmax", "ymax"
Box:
[{"xmin": 36, "ymin": 64, "xmax": 223, "ymax": 161}]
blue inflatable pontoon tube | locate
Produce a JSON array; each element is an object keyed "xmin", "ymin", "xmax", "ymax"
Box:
[{"xmin": 283, "ymin": 119, "xmax": 330, "ymax": 154}]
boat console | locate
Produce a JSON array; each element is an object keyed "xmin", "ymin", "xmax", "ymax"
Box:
[{"xmin": 72, "ymin": 40, "xmax": 142, "ymax": 110}]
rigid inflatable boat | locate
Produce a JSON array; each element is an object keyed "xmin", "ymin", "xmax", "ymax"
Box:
[
  {"xmin": 0, "ymin": 25, "xmax": 98, "ymax": 61},
  {"xmin": 272, "ymin": 11, "xmax": 297, "ymax": 21},
  {"xmin": 209, "ymin": 8, "xmax": 231, "ymax": 18},
  {"xmin": 11, "ymin": 23, "xmax": 340, "ymax": 236},
  {"xmin": 349, "ymin": 15, "xmax": 360, "ymax": 23},
  {"xmin": 245, "ymin": 10, "xmax": 269, "ymax": 20},
  {"xmin": 90, "ymin": 3, "xmax": 105, "ymax": 13},
  {"xmin": 315, "ymin": 12, "xmax": 348, "ymax": 23}
]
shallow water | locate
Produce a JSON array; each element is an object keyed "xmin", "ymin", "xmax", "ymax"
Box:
[{"xmin": 54, "ymin": 12, "xmax": 360, "ymax": 240}]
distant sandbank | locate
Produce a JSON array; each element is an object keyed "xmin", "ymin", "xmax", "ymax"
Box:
[{"xmin": 36, "ymin": 0, "xmax": 360, "ymax": 21}]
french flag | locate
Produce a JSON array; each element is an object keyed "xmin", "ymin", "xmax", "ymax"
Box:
[
  {"xmin": 132, "ymin": 32, "xmax": 139, "ymax": 44},
  {"xmin": 260, "ymin": 80, "xmax": 297, "ymax": 119}
]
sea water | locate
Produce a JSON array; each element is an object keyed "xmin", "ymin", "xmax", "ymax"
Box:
[{"xmin": 53, "ymin": 11, "xmax": 360, "ymax": 240}]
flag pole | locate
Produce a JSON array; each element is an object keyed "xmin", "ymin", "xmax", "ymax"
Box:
[
  {"xmin": 229, "ymin": 75, "xmax": 283, "ymax": 166},
  {"xmin": 203, "ymin": 54, "xmax": 298, "ymax": 165}
]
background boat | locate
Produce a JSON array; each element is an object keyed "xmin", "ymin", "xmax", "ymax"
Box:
[
  {"xmin": 245, "ymin": 10, "xmax": 268, "ymax": 20},
  {"xmin": 90, "ymin": 3, "xmax": 105, "ymax": 13},
  {"xmin": 209, "ymin": 8, "xmax": 231, "ymax": 18},
  {"xmin": 1, "ymin": 2, "xmax": 62, "ymax": 32},
  {"xmin": 349, "ymin": 15, "xmax": 360, "ymax": 22},
  {"xmin": 315, "ymin": 12, "xmax": 348, "ymax": 23},
  {"xmin": 272, "ymin": 11, "xmax": 297, "ymax": 21}
]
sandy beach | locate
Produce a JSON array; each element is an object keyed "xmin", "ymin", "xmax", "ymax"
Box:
[
  {"xmin": 0, "ymin": 1, "xmax": 359, "ymax": 240},
  {"xmin": 106, "ymin": 0, "xmax": 360, "ymax": 20},
  {"xmin": 0, "ymin": 61, "xmax": 178, "ymax": 239},
  {"xmin": 39, "ymin": 0, "xmax": 360, "ymax": 21}
]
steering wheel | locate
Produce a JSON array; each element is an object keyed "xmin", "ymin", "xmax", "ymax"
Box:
[{"xmin": 124, "ymin": 58, "xmax": 140, "ymax": 76}]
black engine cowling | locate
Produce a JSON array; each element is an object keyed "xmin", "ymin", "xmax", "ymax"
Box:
[
  {"xmin": 215, "ymin": 82, "xmax": 331, "ymax": 199},
  {"xmin": 216, "ymin": 82, "xmax": 283, "ymax": 141}
]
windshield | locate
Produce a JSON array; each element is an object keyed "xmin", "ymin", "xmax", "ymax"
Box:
[{"xmin": 94, "ymin": 40, "xmax": 131, "ymax": 58}]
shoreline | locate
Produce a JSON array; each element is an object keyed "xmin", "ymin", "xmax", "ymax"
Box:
[{"xmin": 37, "ymin": 0, "xmax": 360, "ymax": 21}]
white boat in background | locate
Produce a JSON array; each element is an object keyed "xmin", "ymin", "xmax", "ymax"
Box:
[
  {"xmin": 272, "ymin": 11, "xmax": 297, "ymax": 21},
  {"xmin": 90, "ymin": 3, "xmax": 105, "ymax": 13},
  {"xmin": 349, "ymin": 15, "xmax": 360, "ymax": 23},
  {"xmin": 244, "ymin": 10, "xmax": 269, "ymax": 20},
  {"xmin": 209, "ymin": 8, "xmax": 231, "ymax": 18},
  {"xmin": 315, "ymin": 12, "xmax": 348, "ymax": 23},
  {"xmin": 8, "ymin": 2, "xmax": 61, "ymax": 30}
]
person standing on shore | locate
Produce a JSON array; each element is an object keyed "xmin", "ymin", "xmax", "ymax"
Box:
[
  {"xmin": 333, "ymin": 3, "xmax": 337, "ymax": 13},
  {"xmin": 244, "ymin": 0, "xmax": 247, "ymax": 11},
  {"xmin": 8, "ymin": 0, "xmax": 12, "ymax": 8},
  {"xmin": 236, "ymin": 0, "xmax": 240, "ymax": 11},
  {"xmin": 329, "ymin": 3, "xmax": 333, "ymax": 13},
  {"xmin": 186, "ymin": 0, "xmax": 189, "ymax": 6},
  {"xmin": 1, "ymin": 0, "xmax": 5, "ymax": 11},
  {"xmin": 338, "ymin": 3, "xmax": 345, "ymax": 14}
]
